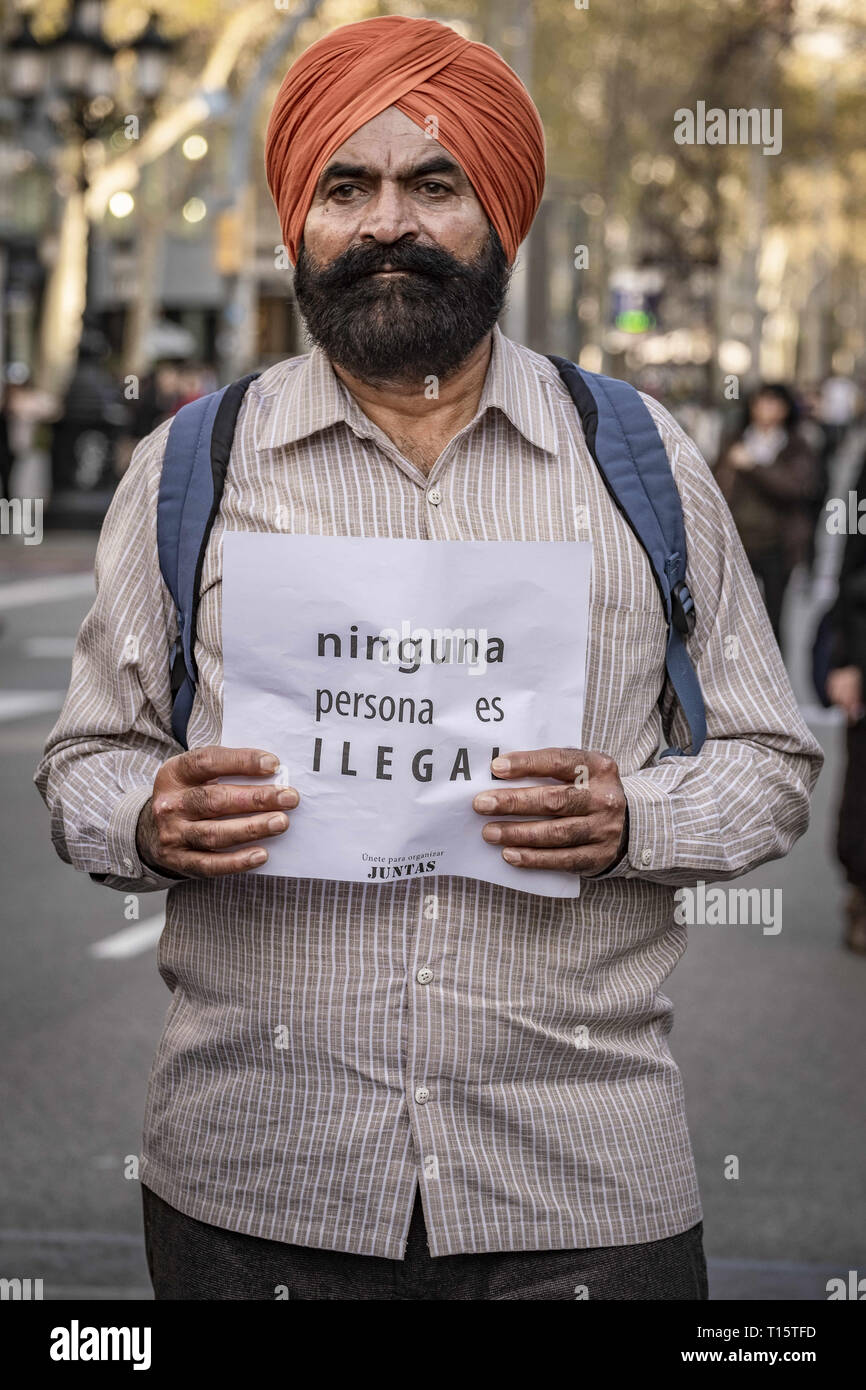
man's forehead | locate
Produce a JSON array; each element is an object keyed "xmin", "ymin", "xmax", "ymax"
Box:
[{"xmin": 322, "ymin": 105, "xmax": 468, "ymax": 179}]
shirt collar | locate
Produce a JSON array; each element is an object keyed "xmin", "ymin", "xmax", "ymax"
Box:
[{"xmin": 254, "ymin": 322, "xmax": 559, "ymax": 457}]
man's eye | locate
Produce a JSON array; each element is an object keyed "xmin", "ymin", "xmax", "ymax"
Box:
[
  {"xmin": 330, "ymin": 184, "xmax": 359, "ymax": 198},
  {"xmin": 420, "ymin": 182, "xmax": 449, "ymax": 194}
]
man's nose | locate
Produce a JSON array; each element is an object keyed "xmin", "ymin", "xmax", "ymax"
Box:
[{"xmin": 357, "ymin": 184, "xmax": 420, "ymax": 244}]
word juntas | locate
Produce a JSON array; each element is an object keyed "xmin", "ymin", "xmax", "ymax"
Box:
[
  {"xmin": 317, "ymin": 623, "xmax": 505, "ymax": 677},
  {"xmin": 674, "ymin": 101, "xmax": 782, "ymax": 156},
  {"xmin": 366, "ymin": 858, "xmax": 438, "ymax": 881},
  {"xmin": 363, "ymin": 849, "xmax": 445, "ymax": 881}
]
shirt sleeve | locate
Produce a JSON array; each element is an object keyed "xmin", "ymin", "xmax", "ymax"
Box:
[
  {"xmin": 601, "ymin": 395, "xmax": 824, "ymax": 886},
  {"xmin": 33, "ymin": 417, "xmax": 191, "ymax": 893}
]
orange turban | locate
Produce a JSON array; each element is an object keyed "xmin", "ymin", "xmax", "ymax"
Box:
[{"xmin": 264, "ymin": 15, "xmax": 546, "ymax": 266}]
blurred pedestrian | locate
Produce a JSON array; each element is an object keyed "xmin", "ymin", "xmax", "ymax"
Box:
[
  {"xmin": 118, "ymin": 360, "xmax": 187, "ymax": 475},
  {"xmin": 49, "ymin": 324, "xmax": 129, "ymax": 508},
  {"xmin": 819, "ymin": 375, "xmax": 861, "ymax": 460},
  {"xmin": 798, "ymin": 382, "xmax": 834, "ymax": 576},
  {"xmin": 0, "ymin": 380, "xmax": 17, "ymax": 499},
  {"xmin": 714, "ymin": 383, "xmax": 822, "ymax": 651},
  {"xmin": 128, "ymin": 360, "xmax": 184, "ymax": 440},
  {"xmin": 825, "ymin": 448, "xmax": 866, "ymax": 953},
  {"xmin": 675, "ymin": 397, "xmax": 725, "ymax": 467},
  {"xmin": 170, "ymin": 362, "xmax": 209, "ymax": 414}
]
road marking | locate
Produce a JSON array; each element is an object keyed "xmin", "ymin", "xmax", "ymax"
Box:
[
  {"xmin": 22, "ymin": 636, "xmax": 77, "ymax": 658},
  {"xmin": 89, "ymin": 914, "xmax": 165, "ymax": 960},
  {"xmin": 0, "ymin": 690, "xmax": 65, "ymax": 722},
  {"xmin": 0, "ymin": 725, "xmax": 64, "ymax": 753},
  {"xmin": 0, "ymin": 573, "xmax": 94, "ymax": 610}
]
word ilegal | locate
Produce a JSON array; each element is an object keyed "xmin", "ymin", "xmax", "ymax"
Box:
[{"xmin": 312, "ymin": 739, "xmax": 501, "ymax": 782}]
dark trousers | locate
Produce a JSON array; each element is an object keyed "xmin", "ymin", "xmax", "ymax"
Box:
[
  {"xmin": 838, "ymin": 716, "xmax": 866, "ymax": 892},
  {"xmin": 142, "ymin": 1184, "xmax": 708, "ymax": 1301},
  {"xmin": 747, "ymin": 544, "xmax": 793, "ymax": 649}
]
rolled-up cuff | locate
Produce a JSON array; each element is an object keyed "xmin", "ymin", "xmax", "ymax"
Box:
[
  {"xmin": 598, "ymin": 774, "xmax": 676, "ymax": 878},
  {"xmin": 91, "ymin": 783, "xmax": 190, "ymax": 892}
]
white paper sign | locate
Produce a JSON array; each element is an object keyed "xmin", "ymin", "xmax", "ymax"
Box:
[{"xmin": 221, "ymin": 533, "xmax": 592, "ymax": 898}]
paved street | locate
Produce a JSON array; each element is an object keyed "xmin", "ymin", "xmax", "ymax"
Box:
[{"xmin": 1, "ymin": 531, "xmax": 863, "ymax": 1300}]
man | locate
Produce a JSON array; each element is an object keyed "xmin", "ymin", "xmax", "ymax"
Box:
[
  {"xmin": 35, "ymin": 15, "xmax": 822, "ymax": 1301},
  {"xmin": 825, "ymin": 447, "xmax": 866, "ymax": 953},
  {"xmin": 714, "ymin": 382, "xmax": 821, "ymax": 651}
]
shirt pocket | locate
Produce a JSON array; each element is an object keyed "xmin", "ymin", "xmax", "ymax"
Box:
[{"xmin": 582, "ymin": 596, "xmax": 668, "ymax": 759}]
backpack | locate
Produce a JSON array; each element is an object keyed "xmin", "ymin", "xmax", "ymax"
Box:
[{"xmin": 156, "ymin": 358, "xmax": 706, "ymax": 758}]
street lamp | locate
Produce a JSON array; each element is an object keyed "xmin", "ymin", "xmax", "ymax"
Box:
[
  {"xmin": 7, "ymin": 11, "xmax": 49, "ymax": 105},
  {"xmin": 130, "ymin": 14, "xmax": 175, "ymax": 102},
  {"xmin": 47, "ymin": 0, "xmax": 116, "ymax": 100},
  {"xmin": 39, "ymin": 4, "xmax": 174, "ymax": 525},
  {"xmin": 32, "ymin": 1, "xmax": 121, "ymax": 523},
  {"xmin": 38, "ymin": 0, "xmax": 120, "ymax": 343}
]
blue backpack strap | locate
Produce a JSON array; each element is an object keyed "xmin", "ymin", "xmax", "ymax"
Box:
[
  {"xmin": 547, "ymin": 354, "xmax": 707, "ymax": 757},
  {"xmin": 157, "ymin": 372, "xmax": 260, "ymax": 748}
]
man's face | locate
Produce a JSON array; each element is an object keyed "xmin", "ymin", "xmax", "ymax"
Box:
[
  {"xmin": 751, "ymin": 392, "xmax": 788, "ymax": 429},
  {"xmin": 294, "ymin": 106, "xmax": 511, "ymax": 386}
]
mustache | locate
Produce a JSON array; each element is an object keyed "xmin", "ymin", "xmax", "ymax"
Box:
[
  {"xmin": 292, "ymin": 225, "xmax": 511, "ymax": 386},
  {"xmin": 303, "ymin": 240, "xmax": 476, "ymax": 293}
]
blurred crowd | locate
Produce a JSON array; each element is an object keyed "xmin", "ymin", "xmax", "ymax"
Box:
[
  {"xmin": 124, "ymin": 360, "xmax": 221, "ymax": 441},
  {"xmin": 0, "ymin": 354, "xmax": 219, "ymax": 498},
  {"xmin": 703, "ymin": 375, "xmax": 866, "ymax": 954}
]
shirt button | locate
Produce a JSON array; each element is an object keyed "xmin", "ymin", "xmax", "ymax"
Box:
[
  {"xmin": 123, "ymin": 857, "xmax": 135, "ymax": 872},
  {"xmin": 427, "ymin": 488, "xmax": 442, "ymax": 505},
  {"xmin": 416, "ymin": 966, "xmax": 434, "ymax": 985},
  {"xmin": 640, "ymin": 848, "xmax": 651, "ymax": 866},
  {"xmin": 414, "ymin": 1086, "xmax": 430, "ymax": 1104}
]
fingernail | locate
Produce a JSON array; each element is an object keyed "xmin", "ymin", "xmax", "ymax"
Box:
[
  {"xmin": 249, "ymin": 849, "xmax": 267, "ymax": 864},
  {"xmin": 259, "ymin": 754, "xmax": 280, "ymax": 772},
  {"xmin": 503, "ymin": 850, "xmax": 521, "ymax": 864},
  {"xmin": 475, "ymin": 794, "xmax": 496, "ymax": 811},
  {"xmin": 484, "ymin": 824, "xmax": 502, "ymax": 841},
  {"xmin": 277, "ymin": 789, "xmax": 298, "ymax": 807},
  {"xmin": 491, "ymin": 756, "xmax": 510, "ymax": 773},
  {"xmin": 267, "ymin": 814, "xmax": 287, "ymax": 832}
]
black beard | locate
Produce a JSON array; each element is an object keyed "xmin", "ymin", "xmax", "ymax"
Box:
[{"xmin": 292, "ymin": 226, "xmax": 512, "ymax": 387}]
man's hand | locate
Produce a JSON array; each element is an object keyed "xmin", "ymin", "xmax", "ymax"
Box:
[
  {"xmin": 472, "ymin": 747, "xmax": 628, "ymax": 876},
  {"xmin": 826, "ymin": 665, "xmax": 864, "ymax": 724},
  {"xmin": 727, "ymin": 442, "xmax": 755, "ymax": 471},
  {"xmin": 136, "ymin": 746, "xmax": 300, "ymax": 878}
]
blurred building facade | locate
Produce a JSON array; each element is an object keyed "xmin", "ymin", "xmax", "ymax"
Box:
[{"xmin": 0, "ymin": 0, "xmax": 863, "ymax": 419}]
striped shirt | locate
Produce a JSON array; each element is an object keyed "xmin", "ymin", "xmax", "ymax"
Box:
[{"xmin": 34, "ymin": 323, "xmax": 822, "ymax": 1258}]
